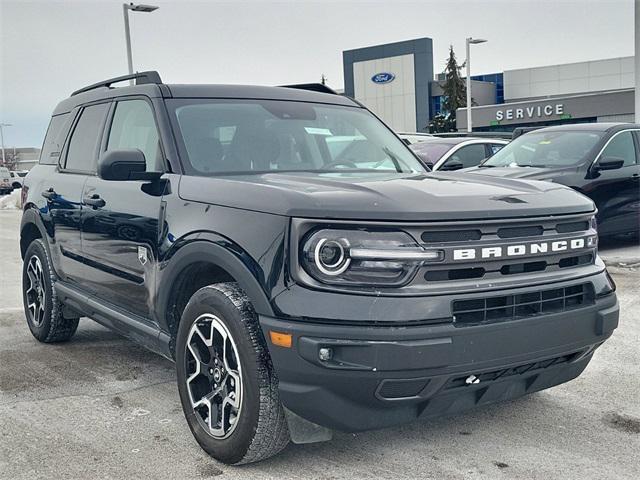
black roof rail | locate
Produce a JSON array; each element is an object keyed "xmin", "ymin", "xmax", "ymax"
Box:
[
  {"xmin": 279, "ymin": 83, "xmax": 339, "ymax": 95},
  {"xmin": 71, "ymin": 71, "xmax": 163, "ymax": 97}
]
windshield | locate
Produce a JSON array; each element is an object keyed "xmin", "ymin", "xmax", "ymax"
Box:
[
  {"xmin": 482, "ymin": 130, "xmax": 603, "ymax": 168},
  {"xmin": 410, "ymin": 143, "xmax": 453, "ymax": 164},
  {"xmin": 168, "ymin": 99, "xmax": 426, "ymax": 175}
]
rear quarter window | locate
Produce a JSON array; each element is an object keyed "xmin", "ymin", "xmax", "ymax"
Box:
[{"xmin": 40, "ymin": 113, "xmax": 73, "ymax": 165}]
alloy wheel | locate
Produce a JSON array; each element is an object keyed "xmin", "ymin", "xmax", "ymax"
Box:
[
  {"xmin": 185, "ymin": 313, "xmax": 243, "ymax": 439},
  {"xmin": 25, "ymin": 255, "xmax": 46, "ymax": 327}
]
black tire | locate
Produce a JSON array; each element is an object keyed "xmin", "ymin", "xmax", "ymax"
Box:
[
  {"xmin": 176, "ymin": 282, "xmax": 289, "ymax": 465},
  {"xmin": 22, "ymin": 239, "xmax": 79, "ymax": 343}
]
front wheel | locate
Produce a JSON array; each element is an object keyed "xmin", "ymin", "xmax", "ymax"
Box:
[{"xmin": 175, "ymin": 283, "xmax": 289, "ymax": 465}]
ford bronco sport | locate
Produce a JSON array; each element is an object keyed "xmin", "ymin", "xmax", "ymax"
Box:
[{"xmin": 20, "ymin": 72, "xmax": 619, "ymax": 465}]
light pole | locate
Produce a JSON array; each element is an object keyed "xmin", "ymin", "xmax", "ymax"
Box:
[
  {"xmin": 635, "ymin": 0, "xmax": 639, "ymax": 123},
  {"xmin": 0, "ymin": 123, "xmax": 12, "ymax": 166},
  {"xmin": 465, "ymin": 37, "xmax": 487, "ymax": 133},
  {"xmin": 122, "ymin": 3, "xmax": 159, "ymax": 84}
]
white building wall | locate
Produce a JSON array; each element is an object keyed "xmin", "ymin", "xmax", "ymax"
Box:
[
  {"xmin": 504, "ymin": 57, "xmax": 634, "ymax": 101},
  {"xmin": 353, "ymin": 54, "xmax": 416, "ymax": 131}
]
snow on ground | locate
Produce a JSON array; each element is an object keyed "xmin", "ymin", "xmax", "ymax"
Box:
[{"xmin": 0, "ymin": 189, "xmax": 21, "ymax": 210}]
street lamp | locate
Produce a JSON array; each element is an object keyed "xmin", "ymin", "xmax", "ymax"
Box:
[
  {"xmin": 122, "ymin": 3, "xmax": 159, "ymax": 84},
  {"xmin": 465, "ymin": 37, "xmax": 487, "ymax": 133},
  {"xmin": 0, "ymin": 123, "xmax": 12, "ymax": 166}
]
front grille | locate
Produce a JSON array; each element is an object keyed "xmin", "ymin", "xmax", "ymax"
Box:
[
  {"xmin": 446, "ymin": 351, "xmax": 583, "ymax": 389},
  {"xmin": 377, "ymin": 378, "xmax": 430, "ymax": 399},
  {"xmin": 497, "ymin": 225, "xmax": 543, "ymax": 238},
  {"xmin": 421, "ymin": 229, "xmax": 481, "ymax": 243},
  {"xmin": 414, "ymin": 213, "xmax": 597, "ymax": 284},
  {"xmin": 452, "ymin": 283, "xmax": 594, "ymax": 326},
  {"xmin": 556, "ymin": 221, "xmax": 589, "ymax": 233}
]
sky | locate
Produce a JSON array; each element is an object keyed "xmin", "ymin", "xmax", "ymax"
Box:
[{"xmin": 0, "ymin": 0, "xmax": 634, "ymax": 147}]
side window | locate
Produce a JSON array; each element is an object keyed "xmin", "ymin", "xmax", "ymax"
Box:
[
  {"xmin": 601, "ymin": 131, "xmax": 637, "ymax": 167},
  {"xmin": 40, "ymin": 113, "xmax": 72, "ymax": 165},
  {"xmin": 107, "ymin": 100, "xmax": 162, "ymax": 171},
  {"xmin": 65, "ymin": 103, "xmax": 110, "ymax": 172},
  {"xmin": 450, "ymin": 144, "xmax": 487, "ymax": 168},
  {"xmin": 489, "ymin": 143, "xmax": 505, "ymax": 155}
]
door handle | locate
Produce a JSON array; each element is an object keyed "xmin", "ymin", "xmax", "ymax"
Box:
[
  {"xmin": 83, "ymin": 193, "xmax": 106, "ymax": 208},
  {"xmin": 632, "ymin": 174, "xmax": 639, "ymax": 181},
  {"xmin": 41, "ymin": 188, "xmax": 57, "ymax": 200}
]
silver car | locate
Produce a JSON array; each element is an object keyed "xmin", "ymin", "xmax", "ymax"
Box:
[{"xmin": 409, "ymin": 137, "xmax": 508, "ymax": 171}]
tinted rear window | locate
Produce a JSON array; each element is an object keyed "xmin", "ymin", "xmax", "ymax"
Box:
[
  {"xmin": 40, "ymin": 113, "xmax": 72, "ymax": 165},
  {"xmin": 410, "ymin": 143, "xmax": 452, "ymax": 164}
]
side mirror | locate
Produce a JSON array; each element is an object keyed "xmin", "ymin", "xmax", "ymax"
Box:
[
  {"xmin": 594, "ymin": 156, "xmax": 625, "ymax": 172},
  {"xmin": 98, "ymin": 149, "xmax": 161, "ymax": 181},
  {"xmin": 440, "ymin": 160, "xmax": 464, "ymax": 171}
]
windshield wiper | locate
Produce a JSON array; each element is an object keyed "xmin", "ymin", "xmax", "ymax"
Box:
[
  {"xmin": 519, "ymin": 164, "xmax": 547, "ymax": 168},
  {"xmin": 382, "ymin": 147, "xmax": 404, "ymax": 173},
  {"xmin": 478, "ymin": 164, "xmax": 496, "ymax": 168}
]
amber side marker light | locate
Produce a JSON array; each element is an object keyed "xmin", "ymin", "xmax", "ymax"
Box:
[{"xmin": 269, "ymin": 331, "xmax": 292, "ymax": 348}]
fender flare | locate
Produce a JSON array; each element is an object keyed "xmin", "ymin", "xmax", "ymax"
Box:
[
  {"xmin": 20, "ymin": 207, "xmax": 52, "ymax": 260},
  {"xmin": 155, "ymin": 238, "xmax": 275, "ymax": 324}
]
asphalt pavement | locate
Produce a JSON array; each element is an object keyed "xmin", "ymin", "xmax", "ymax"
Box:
[{"xmin": 1, "ymin": 209, "xmax": 639, "ymax": 480}]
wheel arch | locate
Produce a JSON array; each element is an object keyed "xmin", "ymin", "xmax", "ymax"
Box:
[
  {"xmin": 156, "ymin": 239, "xmax": 276, "ymax": 357},
  {"xmin": 20, "ymin": 207, "xmax": 48, "ymax": 259}
]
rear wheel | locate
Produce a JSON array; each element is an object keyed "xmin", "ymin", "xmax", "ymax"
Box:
[
  {"xmin": 22, "ymin": 239, "xmax": 79, "ymax": 342},
  {"xmin": 176, "ymin": 282, "xmax": 289, "ymax": 465}
]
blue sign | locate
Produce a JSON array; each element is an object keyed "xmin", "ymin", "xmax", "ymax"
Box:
[{"xmin": 371, "ymin": 72, "xmax": 395, "ymax": 84}]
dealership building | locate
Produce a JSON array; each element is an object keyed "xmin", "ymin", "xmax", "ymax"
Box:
[{"xmin": 342, "ymin": 37, "xmax": 634, "ymax": 132}]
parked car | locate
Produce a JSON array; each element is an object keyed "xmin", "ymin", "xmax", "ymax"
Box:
[
  {"xmin": 0, "ymin": 167, "xmax": 13, "ymax": 194},
  {"xmin": 432, "ymin": 131, "xmax": 513, "ymax": 140},
  {"xmin": 397, "ymin": 132, "xmax": 434, "ymax": 145},
  {"xmin": 409, "ymin": 137, "xmax": 508, "ymax": 171},
  {"xmin": 463, "ymin": 123, "xmax": 640, "ymax": 238},
  {"xmin": 9, "ymin": 170, "xmax": 28, "ymax": 189},
  {"xmin": 20, "ymin": 71, "xmax": 618, "ymax": 465}
]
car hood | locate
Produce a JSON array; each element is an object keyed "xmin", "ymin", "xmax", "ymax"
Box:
[
  {"xmin": 178, "ymin": 171, "xmax": 594, "ymax": 221},
  {"xmin": 463, "ymin": 165, "xmax": 577, "ymax": 181}
]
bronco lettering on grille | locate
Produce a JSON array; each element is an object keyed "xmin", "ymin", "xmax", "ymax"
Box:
[{"xmin": 453, "ymin": 237, "xmax": 588, "ymax": 261}]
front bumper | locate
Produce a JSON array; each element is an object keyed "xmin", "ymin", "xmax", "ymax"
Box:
[{"xmin": 260, "ymin": 274, "xmax": 618, "ymax": 432}]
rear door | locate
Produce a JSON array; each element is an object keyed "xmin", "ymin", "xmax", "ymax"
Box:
[
  {"xmin": 585, "ymin": 129, "xmax": 640, "ymax": 236},
  {"xmin": 80, "ymin": 98, "xmax": 167, "ymax": 319},
  {"xmin": 44, "ymin": 103, "xmax": 110, "ymax": 285}
]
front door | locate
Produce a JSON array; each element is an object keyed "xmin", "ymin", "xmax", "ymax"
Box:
[
  {"xmin": 585, "ymin": 130, "xmax": 640, "ymax": 236},
  {"xmin": 80, "ymin": 98, "xmax": 168, "ymax": 319}
]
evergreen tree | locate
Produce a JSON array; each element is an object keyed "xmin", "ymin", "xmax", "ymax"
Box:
[{"xmin": 428, "ymin": 46, "xmax": 467, "ymax": 133}]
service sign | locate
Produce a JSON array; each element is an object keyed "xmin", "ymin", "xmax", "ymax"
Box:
[
  {"xmin": 371, "ymin": 72, "xmax": 395, "ymax": 84},
  {"xmin": 496, "ymin": 103, "xmax": 564, "ymax": 121}
]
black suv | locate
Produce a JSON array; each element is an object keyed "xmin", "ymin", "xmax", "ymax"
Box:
[
  {"xmin": 464, "ymin": 123, "xmax": 640, "ymax": 238},
  {"xmin": 20, "ymin": 72, "xmax": 619, "ymax": 465}
]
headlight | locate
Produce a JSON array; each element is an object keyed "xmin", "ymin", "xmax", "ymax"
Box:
[{"xmin": 300, "ymin": 229, "xmax": 443, "ymax": 287}]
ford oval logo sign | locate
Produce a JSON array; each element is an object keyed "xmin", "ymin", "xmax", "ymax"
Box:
[{"xmin": 371, "ymin": 72, "xmax": 395, "ymax": 84}]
